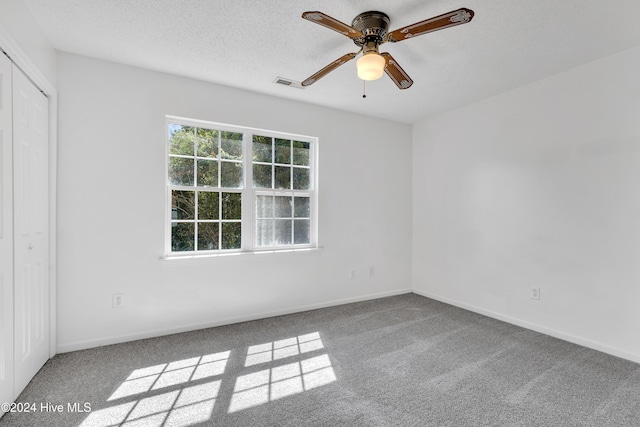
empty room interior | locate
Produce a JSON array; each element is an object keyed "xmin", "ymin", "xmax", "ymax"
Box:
[{"xmin": 2, "ymin": 0, "xmax": 640, "ymax": 425}]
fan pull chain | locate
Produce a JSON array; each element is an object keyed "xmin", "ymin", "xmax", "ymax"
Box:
[{"xmin": 362, "ymin": 80, "xmax": 367, "ymax": 98}]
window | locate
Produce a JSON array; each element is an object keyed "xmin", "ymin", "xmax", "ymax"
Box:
[
  {"xmin": 166, "ymin": 117, "xmax": 317, "ymax": 255},
  {"xmin": 252, "ymin": 135, "xmax": 312, "ymax": 248}
]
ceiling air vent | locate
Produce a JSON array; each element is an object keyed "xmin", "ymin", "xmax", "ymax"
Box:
[{"xmin": 274, "ymin": 77, "xmax": 304, "ymax": 89}]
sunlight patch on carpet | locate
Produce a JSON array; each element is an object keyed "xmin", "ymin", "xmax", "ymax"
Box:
[
  {"xmin": 80, "ymin": 380, "xmax": 219, "ymax": 427},
  {"xmin": 108, "ymin": 351, "xmax": 230, "ymax": 401},
  {"xmin": 245, "ymin": 332, "xmax": 324, "ymax": 367},
  {"xmin": 79, "ymin": 332, "xmax": 335, "ymax": 425},
  {"xmin": 229, "ymin": 354, "xmax": 336, "ymax": 413}
]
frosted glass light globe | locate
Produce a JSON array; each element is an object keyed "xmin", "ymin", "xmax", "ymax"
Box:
[{"xmin": 356, "ymin": 53, "xmax": 385, "ymax": 80}]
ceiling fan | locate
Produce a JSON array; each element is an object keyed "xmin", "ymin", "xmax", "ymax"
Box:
[{"xmin": 300, "ymin": 8, "xmax": 474, "ymax": 90}]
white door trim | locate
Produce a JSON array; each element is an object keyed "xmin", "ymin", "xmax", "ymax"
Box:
[
  {"xmin": 0, "ymin": 44, "xmax": 14, "ymax": 415},
  {"xmin": 0, "ymin": 26, "xmax": 58, "ymax": 358}
]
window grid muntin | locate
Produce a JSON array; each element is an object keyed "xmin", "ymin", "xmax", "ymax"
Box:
[
  {"xmin": 251, "ymin": 135, "xmax": 312, "ymax": 191},
  {"xmin": 250, "ymin": 134, "xmax": 313, "ymax": 249},
  {"xmin": 168, "ymin": 121, "xmax": 245, "ymax": 252},
  {"xmin": 168, "ymin": 127, "xmax": 245, "ymax": 190},
  {"xmin": 170, "ymin": 187, "xmax": 243, "ymax": 252},
  {"xmin": 254, "ymin": 192, "xmax": 312, "ymax": 248}
]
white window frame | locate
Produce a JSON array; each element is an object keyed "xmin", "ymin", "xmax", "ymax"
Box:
[{"xmin": 165, "ymin": 116, "xmax": 318, "ymax": 257}]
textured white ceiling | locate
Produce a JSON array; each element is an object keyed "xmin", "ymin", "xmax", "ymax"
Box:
[{"xmin": 22, "ymin": 0, "xmax": 640, "ymax": 124}]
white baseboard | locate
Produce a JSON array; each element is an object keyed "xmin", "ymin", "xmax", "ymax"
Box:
[
  {"xmin": 56, "ymin": 288, "xmax": 412, "ymax": 353},
  {"xmin": 412, "ymin": 289, "xmax": 640, "ymax": 364}
]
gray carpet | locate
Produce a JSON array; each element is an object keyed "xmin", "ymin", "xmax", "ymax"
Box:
[{"xmin": 2, "ymin": 293, "xmax": 640, "ymax": 426}]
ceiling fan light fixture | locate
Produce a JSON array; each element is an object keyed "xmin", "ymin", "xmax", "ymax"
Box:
[
  {"xmin": 300, "ymin": 8, "xmax": 474, "ymax": 89},
  {"xmin": 356, "ymin": 52, "xmax": 385, "ymax": 81}
]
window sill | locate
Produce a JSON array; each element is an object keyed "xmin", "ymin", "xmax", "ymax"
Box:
[{"xmin": 160, "ymin": 247, "xmax": 323, "ymax": 263}]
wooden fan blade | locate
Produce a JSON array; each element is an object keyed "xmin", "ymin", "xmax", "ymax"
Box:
[
  {"xmin": 386, "ymin": 8, "xmax": 474, "ymax": 43},
  {"xmin": 381, "ymin": 53, "xmax": 413, "ymax": 90},
  {"xmin": 302, "ymin": 11, "xmax": 363, "ymax": 40},
  {"xmin": 301, "ymin": 53, "xmax": 358, "ymax": 87}
]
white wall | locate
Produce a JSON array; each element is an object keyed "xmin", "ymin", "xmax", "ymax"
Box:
[
  {"xmin": 0, "ymin": 0, "xmax": 56, "ymax": 85},
  {"xmin": 412, "ymin": 45, "xmax": 640, "ymax": 362},
  {"xmin": 56, "ymin": 52, "xmax": 412, "ymax": 352}
]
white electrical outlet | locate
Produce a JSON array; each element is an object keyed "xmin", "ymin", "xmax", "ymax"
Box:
[
  {"xmin": 531, "ymin": 287, "xmax": 540, "ymax": 300},
  {"xmin": 349, "ymin": 269, "xmax": 356, "ymax": 279},
  {"xmin": 113, "ymin": 293, "xmax": 124, "ymax": 308},
  {"xmin": 369, "ymin": 266, "xmax": 375, "ymax": 277}
]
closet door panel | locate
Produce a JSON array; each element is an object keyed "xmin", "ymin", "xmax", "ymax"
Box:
[{"xmin": 12, "ymin": 65, "xmax": 49, "ymax": 398}]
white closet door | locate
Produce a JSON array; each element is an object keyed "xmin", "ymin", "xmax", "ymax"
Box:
[
  {"xmin": 12, "ymin": 64, "xmax": 49, "ymax": 397},
  {"xmin": 0, "ymin": 53, "xmax": 13, "ymax": 412}
]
